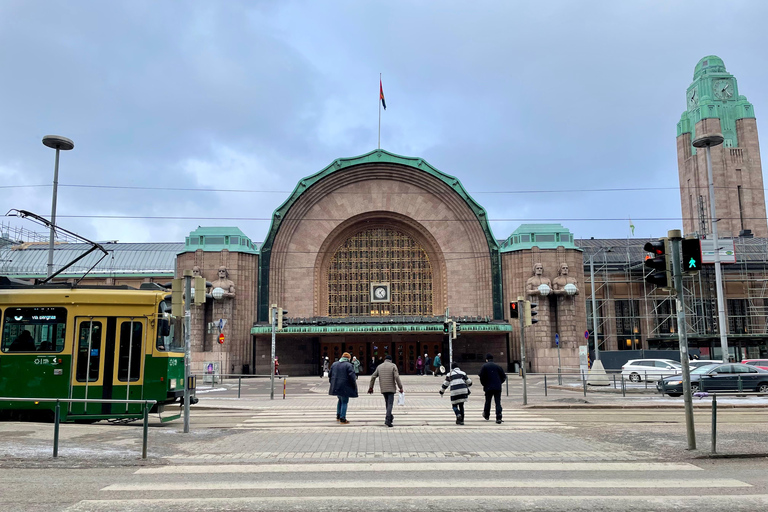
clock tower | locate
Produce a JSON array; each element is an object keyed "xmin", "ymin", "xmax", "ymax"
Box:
[{"xmin": 677, "ymin": 55, "xmax": 767, "ymax": 238}]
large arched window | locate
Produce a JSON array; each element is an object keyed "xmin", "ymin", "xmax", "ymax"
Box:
[{"xmin": 327, "ymin": 227, "xmax": 433, "ymax": 317}]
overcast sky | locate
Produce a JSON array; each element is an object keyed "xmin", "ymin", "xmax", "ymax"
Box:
[{"xmin": 2, "ymin": 0, "xmax": 767, "ymax": 246}]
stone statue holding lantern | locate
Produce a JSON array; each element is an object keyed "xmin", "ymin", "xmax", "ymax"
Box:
[
  {"xmin": 526, "ymin": 262, "xmax": 551, "ymax": 298},
  {"xmin": 210, "ymin": 265, "xmax": 236, "ymax": 299},
  {"xmin": 552, "ymin": 262, "xmax": 579, "ymax": 296}
]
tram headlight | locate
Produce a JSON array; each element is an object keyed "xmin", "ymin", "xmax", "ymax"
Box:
[{"xmin": 169, "ymin": 379, "xmax": 176, "ymax": 390}]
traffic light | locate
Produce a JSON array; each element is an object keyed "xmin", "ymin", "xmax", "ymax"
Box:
[
  {"xmin": 509, "ymin": 302, "xmax": 519, "ymax": 319},
  {"xmin": 171, "ymin": 278, "xmax": 183, "ymax": 317},
  {"xmin": 524, "ymin": 301, "xmax": 538, "ymax": 326},
  {"xmin": 277, "ymin": 308, "xmax": 287, "ymax": 331},
  {"xmin": 644, "ymin": 238, "xmax": 672, "ymax": 288},
  {"xmin": 681, "ymin": 238, "xmax": 702, "ymax": 274},
  {"xmin": 455, "ymin": 323, "xmax": 461, "ymax": 337},
  {"xmin": 452, "ymin": 321, "xmax": 457, "ymax": 338},
  {"xmin": 443, "ymin": 321, "xmax": 450, "ymax": 334}
]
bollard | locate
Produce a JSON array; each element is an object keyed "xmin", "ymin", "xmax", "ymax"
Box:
[
  {"xmin": 558, "ymin": 368, "xmax": 562, "ymax": 386},
  {"xmin": 621, "ymin": 377, "xmax": 626, "ymax": 397},
  {"xmin": 506, "ymin": 376, "xmax": 509, "ymax": 397},
  {"xmin": 53, "ymin": 399, "xmax": 61, "ymax": 458},
  {"xmin": 613, "ymin": 373, "xmax": 616, "ymax": 389},
  {"xmin": 142, "ymin": 401, "xmax": 149, "ymax": 460},
  {"xmin": 238, "ymin": 376, "xmax": 242, "ymax": 399},
  {"xmin": 711, "ymin": 394, "xmax": 717, "ymax": 454},
  {"xmin": 544, "ymin": 375, "xmax": 548, "ymax": 397},
  {"xmin": 283, "ymin": 378, "xmax": 286, "ymax": 399},
  {"xmin": 583, "ymin": 376, "xmax": 587, "ymax": 397},
  {"xmin": 645, "ymin": 372, "xmax": 648, "ymax": 389},
  {"xmin": 738, "ymin": 375, "xmax": 743, "ymax": 392}
]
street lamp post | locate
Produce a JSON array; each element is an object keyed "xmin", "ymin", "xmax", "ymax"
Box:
[
  {"xmin": 42, "ymin": 135, "xmax": 75, "ymax": 277},
  {"xmin": 692, "ymin": 134, "xmax": 727, "ymax": 361}
]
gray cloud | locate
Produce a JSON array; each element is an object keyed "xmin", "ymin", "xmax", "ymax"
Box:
[{"xmin": 1, "ymin": 0, "xmax": 766, "ymax": 244}]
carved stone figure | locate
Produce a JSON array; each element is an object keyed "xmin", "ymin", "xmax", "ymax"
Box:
[
  {"xmin": 552, "ymin": 262, "xmax": 579, "ymax": 296},
  {"xmin": 526, "ymin": 263, "xmax": 551, "ymax": 297},
  {"xmin": 210, "ymin": 265, "xmax": 236, "ymax": 299}
]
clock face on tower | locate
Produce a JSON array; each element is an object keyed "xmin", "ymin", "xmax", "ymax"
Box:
[
  {"xmin": 687, "ymin": 88, "xmax": 698, "ymax": 109},
  {"xmin": 370, "ymin": 283, "xmax": 390, "ymax": 303},
  {"xmin": 713, "ymin": 79, "xmax": 733, "ymax": 100}
]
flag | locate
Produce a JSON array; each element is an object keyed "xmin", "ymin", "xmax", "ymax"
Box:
[
  {"xmin": 380, "ymin": 79, "xmax": 387, "ymax": 110},
  {"xmin": 629, "ymin": 218, "xmax": 635, "ymax": 237}
]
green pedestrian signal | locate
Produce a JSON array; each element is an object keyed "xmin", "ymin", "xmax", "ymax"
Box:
[{"xmin": 681, "ymin": 238, "xmax": 702, "ymax": 275}]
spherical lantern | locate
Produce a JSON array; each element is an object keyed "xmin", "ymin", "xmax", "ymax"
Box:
[
  {"xmin": 538, "ymin": 283, "xmax": 551, "ymax": 296},
  {"xmin": 212, "ymin": 287, "xmax": 225, "ymax": 300},
  {"xmin": 564, "ymin": 283, "xmax": 578, "ymax": 296}
]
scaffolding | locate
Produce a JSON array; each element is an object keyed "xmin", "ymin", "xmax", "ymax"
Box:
[{"xmin": 582, "ymin": 237, "xmax": 768, "ymax": 358}]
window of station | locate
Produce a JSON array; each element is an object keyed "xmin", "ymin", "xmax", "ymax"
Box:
[
  {"xmin": 1, "ymin": 307, "xmax": 67, "ymax": 353},
  {"xmin": 535, "ymin": 234, "xmax": 555, "ymax": 242}
]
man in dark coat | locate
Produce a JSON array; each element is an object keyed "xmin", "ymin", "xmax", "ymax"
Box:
[
  {"xmin": 329, "ymin": 352, "xmax": 358, "ymax": 424},
  {"xmin": 478, "ymin": 353, "xmax": 506, "ymax": 424}
]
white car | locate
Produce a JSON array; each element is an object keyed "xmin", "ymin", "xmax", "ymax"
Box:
[
  {"xmin": 688, "ymin": 359, "xmax": 722, "ymax": 369},
  {"xmin": 621, "ymin": 359, "xmax": 682, "ymax": 383}
]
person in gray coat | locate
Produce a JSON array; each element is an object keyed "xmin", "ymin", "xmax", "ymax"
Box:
[{"xmin": 367, "ymin": 355, "xmax": 404, "ymax": 427}]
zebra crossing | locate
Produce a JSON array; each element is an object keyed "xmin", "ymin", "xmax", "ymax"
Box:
[
  {"xmin": 63, "ymin": 460, "xmax": 767, "ymax": 511},
  {"xmin": 231, "ymin": 404, "xmax": 572, "ymax": 431}
]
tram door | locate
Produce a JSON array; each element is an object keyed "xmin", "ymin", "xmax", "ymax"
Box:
[
  {"xmin": 71, "ymin": 317, "xmax": 146, "ymax": 416},
  {"xmin": 112, "ymin": 318, "xmax": 146, "ymax": 415},
  {"xmin": 71, "ymin": 317, "xmax": 108, "ymax": 415}
]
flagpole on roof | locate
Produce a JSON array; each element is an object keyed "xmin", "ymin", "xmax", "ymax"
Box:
[{"xmin": 378, "ymin": 73, "xmax": 381, "ymax": 150}]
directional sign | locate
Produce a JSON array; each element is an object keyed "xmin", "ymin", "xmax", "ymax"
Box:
[
  {"xmin": 555, "ymin": 333, "xmax": 559, "ymax": 346},
  {"xmin": 217, "ymin": 318, "xmax": 227, "ymax": 332}
]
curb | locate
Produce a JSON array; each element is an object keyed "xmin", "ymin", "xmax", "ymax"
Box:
[{"xmin": 524, "ymin": 403, "xmax": 768, "ymax": 409}]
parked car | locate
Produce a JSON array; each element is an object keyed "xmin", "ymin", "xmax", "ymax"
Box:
[
  {"xmin": 688, "ymin": 359, "xmax": 722, "ymax": 369},
  {"xmin": 621, "ymin": 359, "xmax": 682, "ymax": 383},
  {"xmin": 742, "ymin": 359, "xmax": 768, "ymax": 371},
  {"xmin": 657, "ymin": 363, "xmax": 768, "ymax": 396}
]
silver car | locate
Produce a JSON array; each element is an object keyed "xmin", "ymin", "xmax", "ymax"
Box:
[{"xmin": 621, "ymin": 359, "xmax": 682, "ymax": 383}]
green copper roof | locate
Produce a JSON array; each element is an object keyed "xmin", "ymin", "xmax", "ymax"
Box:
[
  {"xmin": 181, "ymin": 226, "xmax": 259, "ymax": 255},
  {"xmin": 258, "ymin": 149, "xmax": 504, "ymax": 322},
  {"xmin": 251, "ymin": 323, "xmax": 512, "ymax": 335},
  {"xmin": 500, "ymin": 224, "xmax": 580, "ymax": 252},
  {"xmin": 678, "ymin": 56, "xmax": 756, "ymax": 152}
]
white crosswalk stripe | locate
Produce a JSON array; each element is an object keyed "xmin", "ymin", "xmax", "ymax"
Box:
[{"xmin": 64, "ymin": 461, "xmax": 763, "ymax": 511}]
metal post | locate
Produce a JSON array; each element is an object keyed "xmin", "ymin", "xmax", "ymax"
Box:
[
  {"xmin": 448, "ymin": 320, "xmax": 454, "ymax": 372},
  {"xmin": 142, "ymin": 401, "xmax": 149, "ymax": 459},
  {"xmin": 699, "ymin": 138, "xmax": 729, "ymax": 361},
  {"xmin": 238, "ymin": 376, "xmax": 242, "ymax": 399},
  {"xmin": 544, "ymin": 375, "xmax": 547, "ymax": 397},
  {"xmin": 270, "ymin": 305, "xmax": 276, "ymax": 400},
  {"xmin": 557, "ymin": 335, "xmax": 562, "ymax": 382},
  {"xmin": 506, "ymin": 376, "xmax": 509, "ymax": 397},
  {"xmin": 670, "ymin": 230, "xmax": 696, "ymax": 450},
  {"xmin": 53, "ymin": 399, "xmax": 60, "ymax": 458},
  {"xmin": 183, "ymin": 270, "xmax": 192, "ymax": 433},
  {"xmin": 738, "ymin": 375, "xmax": 743, "ymax": 392},
  {"xmin": 622, "ymin": 376, "xmax": 626, "ymax": 397},
  {"xmin": 283, "ymin": 377, "xmax": 286, "ymax": 399},
  {"xmin": 519, "ymin": 299, "xmax": 527, "ymax": 406},
  {"xmin": 47, "ymin": 147, "xmax": 60, "ymax": 277},
  {"xmin": 711, "ymin": 394, "xmax": 717, "ymax": 454},
  {"xmin": 590, "ymin": 253, "xmax": 601, "ymax": 361},
  {"xmin": 583, "ymin": 374, "xmax": 587, "ymax": 397},
  {"xmin": 558, "ymin": 367, "xmax": 562, "ymax": 386},
  {"xmin": 613, "ymin": 373, "xmax": 616, "ymax": 389}
]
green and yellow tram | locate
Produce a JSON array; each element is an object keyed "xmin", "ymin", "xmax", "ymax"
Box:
[{"xmin": 0, "ymin": 283, "xmax": 185, "ymax": 421}]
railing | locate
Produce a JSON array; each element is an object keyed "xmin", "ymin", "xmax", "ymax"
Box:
[
  {"xmin": 191, "ymin": 373, "xmax": 289, "ymax": 399},
  {"xmin": 703, "ymin": 392, "xmax": 767, "ymax": 454},
  {"xmin": 0, "ymin": 398, "xmax": 156, "ymax": 459}
]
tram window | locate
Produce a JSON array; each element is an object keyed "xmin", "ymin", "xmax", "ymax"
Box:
[
  {"xmin": 76, "ymin": 322, "xmax": 102, "ymax": 382},
  {"xmin": 118, "ymin": 322, "xmax": 143, "ymax": 382},
  {"xmin": 156, "ymin": 316, "xmax": 184, "ymax": 352},
  {"xmin": 1, "ymin": 307, "xmax": 67, "ymax": 353}
]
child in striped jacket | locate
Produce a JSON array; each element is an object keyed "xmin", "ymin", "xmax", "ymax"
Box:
[{"xmin": 439, "ymin": 363, "xmax": 472, "ymax": 425}]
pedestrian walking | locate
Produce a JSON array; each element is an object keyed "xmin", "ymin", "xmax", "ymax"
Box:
[
  {"xmin": 416, "ymin": 355, "xmax": 424, "ymax": 375},
  {"xmin": 322, "ymin": 356, "xmax": 330, "ymax": 378},
  {"xmin": 433, "ymin": 352, "xmax": 443, "ymax": 376},
  {"xmin": 329, "ymin": 352, "xmax": 358, "ymax": 424},
  {"xmin": 352, "ymin": 356, "xmax": 361, "ymax": 377},
  {"xmin": 274, "ymin": 356, "xmax": 280, "ymax": 376},
  {"xmin": 439, "ymin": 362, "xmax": 472, "ymax": 425},
  {"xmin": 478, "ymin": 353, "xmax": 506, "ymax": 424},
  {"xmin": 370, "ymin": 356, "xmax": 377, "ymax": 375},
  {"xmin": 424, "ymin": 353, "xmax": 432, "ymax": 376},
  {"xmin": 367, "ymin": 355, "xmax": 404, "ymax": 428}
]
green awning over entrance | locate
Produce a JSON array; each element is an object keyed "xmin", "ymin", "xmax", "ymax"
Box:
[{"xmin": 250, "ymin": 323, "xmax": 513, "ymax": 335}]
